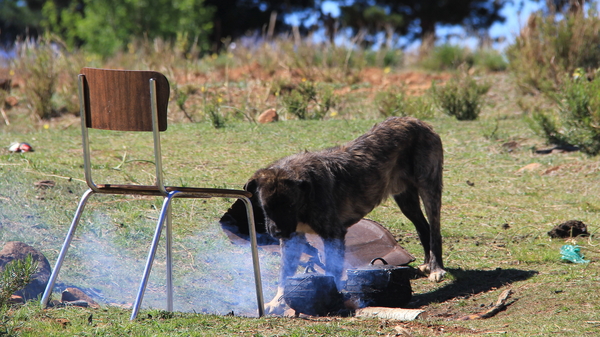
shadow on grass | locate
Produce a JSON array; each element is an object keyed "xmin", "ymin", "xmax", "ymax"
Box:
[{"xmin": 409, "ymin": 267, "xmax": 538, "ymax": 307}]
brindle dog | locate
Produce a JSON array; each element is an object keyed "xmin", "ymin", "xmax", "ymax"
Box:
[{"xmin": 246, "ymin": 116, "xmax": 445, "ymax": 315}]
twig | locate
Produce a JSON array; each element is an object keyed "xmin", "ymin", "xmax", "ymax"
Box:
[
  {"xmin": 24, "ymin": 170, "xmax": 85, "ymax": 183},
  {"xmin": 458, "ymin": 289, "xmax": 514, "ymax": 320},
  {"xmin": 0, "ymin": 107, "xmax": 10, "ymax": 125}
]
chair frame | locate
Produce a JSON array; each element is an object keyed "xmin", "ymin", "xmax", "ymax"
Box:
[{"xmin": 40, "ymin": 68, "xmax": 265, "ymax": 319}]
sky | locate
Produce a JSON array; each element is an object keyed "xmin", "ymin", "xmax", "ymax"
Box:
[{"xmin": 287, "ymin": 0, "xmax": 547, "ymax": 51}]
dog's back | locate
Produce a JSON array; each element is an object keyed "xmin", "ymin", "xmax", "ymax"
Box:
[{"xmin": 260, "ymin": 116, "xmax": 443, "ymax": 230}]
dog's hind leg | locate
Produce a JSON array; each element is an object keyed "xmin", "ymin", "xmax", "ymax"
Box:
[
  {"xmin": 418, "ymin": 183, "xmax": 445, "ymax": 282},
  {"xmin": 264, "ymin": 232, "xmax": 307, "ymax": 315},
  {"xmin": 393, "ymin": 187, "xmax": 433, "ymax": 274}
]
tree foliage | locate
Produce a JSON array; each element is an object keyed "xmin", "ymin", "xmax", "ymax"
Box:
[
  {"xmin": 205, "ymin": 0, "xmax": 315, "ymax": 51},
  {"xmin": 0, "ymin": 0, "xmax": 43, "ymax": 46},
  {"xmin": 1, "ymin": 0, "xmax": 511, "ymax": 56},
  {"xmin": 340, "ymin": 0, "xmax": 507, "ymax": 49},
  {"xmin": 42, "ymin": 0, "xmax": 214, "ymax": 56}
]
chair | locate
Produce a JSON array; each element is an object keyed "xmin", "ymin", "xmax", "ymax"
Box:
[{"xmin": 40, "ymin": 68, "xmax": 265, "ymax": 319}]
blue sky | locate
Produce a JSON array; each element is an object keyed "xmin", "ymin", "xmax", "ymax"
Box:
[{"xmin": 287, "ymin": 0, "xmax": 547, "ymax": 51}]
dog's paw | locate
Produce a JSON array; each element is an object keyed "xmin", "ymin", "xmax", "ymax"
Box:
[
  {"xmin": 264, "ymin": 297, "xmax": 287, "ymax": 316},
  {"xmin": 428, "ymin": 269, "xmax": 446, "ymax": 283}
]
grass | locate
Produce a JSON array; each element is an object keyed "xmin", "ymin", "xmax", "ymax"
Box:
[
  {"xmin": 1, "ymin": 109, "xmax": 600, "ymax": 335},
  {"xmin": 1, "ymin": 32, "xmax": 599, "ymax": 334}
]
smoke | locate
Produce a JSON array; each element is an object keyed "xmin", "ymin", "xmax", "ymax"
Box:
[{"xmin": 56, "ymin": 210, "xmax": 279, "ymax": 317}]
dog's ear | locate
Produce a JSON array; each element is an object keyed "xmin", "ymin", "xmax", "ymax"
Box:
[{"xmin": 244, "ymin": 178, "xmax": 258, "ymax": 194}]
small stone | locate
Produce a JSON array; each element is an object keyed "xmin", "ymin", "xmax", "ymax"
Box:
[{"xmin": 257, "ymin": 108, "xmax": 278, "ymax": 123}]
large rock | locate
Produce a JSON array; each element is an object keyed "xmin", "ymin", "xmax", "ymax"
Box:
[{"xmin": 0, "ymin": 241, "xmax": 51, "ymax": 300}]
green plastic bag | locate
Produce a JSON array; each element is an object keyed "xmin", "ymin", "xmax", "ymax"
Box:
[{"xmin": 560, "ymin": 245, "xmax": 589, "ymax": 264}]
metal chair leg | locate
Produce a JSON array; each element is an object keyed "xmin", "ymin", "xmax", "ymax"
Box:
[
  {"xmin": 240, "ymin": 196, "xmax": 265, "ymax": 317},
  {"xmin": 41, "ymin": 188, "xmax": 95, "ymax": 308},
  {"xmin": 130, "ymin": 191, "xmax": 179, "ymax": 320},
  {"xmin": 165, "ymin": 201, "xmax": 173, "ymax": 312}
]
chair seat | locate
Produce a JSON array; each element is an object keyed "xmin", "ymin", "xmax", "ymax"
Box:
[{"xmin": 95, "ymin": 184, "xmax": 252, "ymax": 198}]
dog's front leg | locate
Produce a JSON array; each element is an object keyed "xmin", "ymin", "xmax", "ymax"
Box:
[
  {"xmin": 323, "ymin": 236, "xmax": 345, "ymax": 290},
  {"xmin": 264, "ymin": 232, "xmax": 306, "ymax": 315}
]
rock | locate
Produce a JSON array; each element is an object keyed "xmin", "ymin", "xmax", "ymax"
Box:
[
  {"xmin": 257, "ymin": 108, "xmax": 278, "ymax": 123},
  {"xmin": 9, "ymin": 295, "xmax": 24, "ymax": 304},
  {"xmin": 548, "ymin": 220, "xmax": 590, "ymax": 238},
  {"xmin": 62, "ymin": 287, "xmax": 100, "ymax": 308},
  {"xmin": 0, "ymin": 241, "xmax": 51, "ymax": 300},
  {"xmin": 4, "ymin": 96, "xmax": 18, "ymax": 108}
]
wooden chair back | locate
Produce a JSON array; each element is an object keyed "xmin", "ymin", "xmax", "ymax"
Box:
[{"xmin": 80, "ymin": 68, "xmax": 169, "ymax": 132}]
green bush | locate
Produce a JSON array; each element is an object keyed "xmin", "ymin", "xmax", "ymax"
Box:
[
  {"xmin": 419, "ymin": 44, "xmax": 474, "ymax": 71},
  {"xmin": 529, "ymin": 75, "xmax": 600, "ymax": 155},
  {"xmin": 506, "ymin": 9, "xmax": 600, "ymax": 94},
  {"xmin": 432, "ymin": 70, "xmax": 490, "ymax": 120},
  {"xmin": 365, "ymin": 48, "xmax": 403, "ymax": 68},
  {"xmin": 375, "ymin": 88, "xmax": 435, "ymax": 119},
  {"xmin": 42, "ymin": 0, "xmax": 214, "ymax": 57},
  {"xmin": 0, "ymin": 255, "xmax": 37, "ymax": 308},
  {"xmin": 282, "ymin": 81, "xmax": 338, "ymax": 120},
  {"xmin": 204, "ymin": 95, "xmax": 226, "ymax": 128},
  {"xmin": 13, "ymin": 35, "xmax": 83, "ymax": 119},
  {"xmin": 473, "ymin": 49, "xmax": 507, "ymax": 72}
]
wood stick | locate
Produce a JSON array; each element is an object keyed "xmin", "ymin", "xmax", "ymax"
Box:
[
  {"xmin": 355, "ymin": 307, "xmax": 427, "ymax": 321},
  {"xmin": 458, "ymin": 289, "xmax": 513, "ymax": 320}
]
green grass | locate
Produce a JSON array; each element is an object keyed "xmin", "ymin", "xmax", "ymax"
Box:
[{"xmin": 2, "ymin": 87, "xmax": 600, "ymax": 335}]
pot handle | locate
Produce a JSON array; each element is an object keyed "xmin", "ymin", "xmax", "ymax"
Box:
[
  {"xmin": 304, "ymin": 261, "xmax": 317, "ymax": 273},
  {"xmin": 369, "ymin": 257, "xmax": 388, "ymax": 265}
]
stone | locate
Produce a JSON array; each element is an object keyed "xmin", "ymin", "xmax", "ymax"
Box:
[
  {"xmin": 257, "ymin": 108, "xmax": 278, "ymax": 123},
  {"xmin": 0, "ymin": 241, "xmax": 51, "ymax": 300},
  {"xmin": 62, "ymin": 287, "xmax": 100, "ymax": 308}
]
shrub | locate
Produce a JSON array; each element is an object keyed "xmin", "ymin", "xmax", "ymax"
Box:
[
  {"xmin": 13, "ymin": 35, "xmax": 82, "ymax": 119},
  {"xmin": 506, "ymin": 9, "xmax": 600, "ymax": 94},
  {"xmin": 14, "ymin": 37, "xmax": 59, "ymax": 119},
  {"xmin": 365, "ymin": 48, "xmax": 403, "ymax": 68},
  {"xmin": 419, "ymin": 44, "xmax": 474, "ymax": 71},
  {"xmin": 432, "ymin": 69, "xmax": 490, "ymax": 120},
  {"xmin": 205, "ymin": 95, "xmax": 226, "ymax": 129},
  {"xmin": 375, "ymin": 87, "xmax": 435, "ymax": 119},
  {"xmin": 282, "ymin": 81, "xmax": 338, "ymax": 120},
  {"xmin": 529, "ymin": 75, "xmax": 600, "ymax": 155},
  {"xmin": 473, "ymin": 49, "xmax": 507, "ymax": 72},
  {"xmin": 0, "ymin": 255, "xmax": 37, "ymax": 308}
]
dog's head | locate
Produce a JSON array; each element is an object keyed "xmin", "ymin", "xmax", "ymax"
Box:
[{"xmin": 245, "ymin": 168, "xmax": 309, "ymax": 239}]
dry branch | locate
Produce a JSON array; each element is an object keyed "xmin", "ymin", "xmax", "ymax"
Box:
[{"xmin": 458, "ymin": 289, "xmax": 513, "ymax": 320}]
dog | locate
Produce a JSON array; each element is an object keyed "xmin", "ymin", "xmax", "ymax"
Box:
[{"xmin": 246, "ymin": 116, "xmax": 445, "ymax": 315}]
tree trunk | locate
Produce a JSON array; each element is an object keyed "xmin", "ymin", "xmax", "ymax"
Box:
[
  {"xmin": 385, "ymin": 24, "xmax": 394, "ymax": 49},
  {"xmin": 419, "ymin": 19, "xmax": 436, "ymax": 58}
]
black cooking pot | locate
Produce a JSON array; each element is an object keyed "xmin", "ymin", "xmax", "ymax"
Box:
[
  {"xmin": 283, "ymin": 266, "xmax": 344, "ymax": 316},
  {"xmin": 344, "ymin": 257, "xmax": 413, "ymax": 308}
]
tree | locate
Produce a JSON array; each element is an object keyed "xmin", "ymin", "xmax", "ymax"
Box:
[
  {"xmin": 339, "ymin": 0, "xmax": 507, "ymax": 52},
  {"xmin": 533, "ymin": 0, "xmax": 586, "ymax": 14},
  {"xmin": 42, "ymin": 0, "xmax": 215, "ymax": 57},
  {"xmin": 0, "ymin": 0, "xmax": 43, "ymax": 46},
  {"xmin": 204, "ymin": 0, "xmax": 316, "ymax": 52},
  {"xmin": 339, "ymin": 3, "xmax": 403, "ymax": 48}
]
